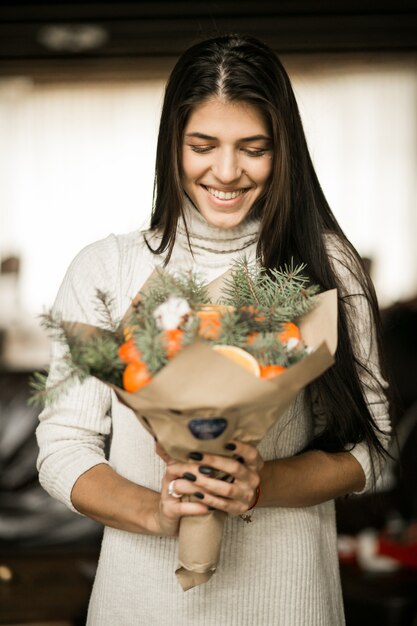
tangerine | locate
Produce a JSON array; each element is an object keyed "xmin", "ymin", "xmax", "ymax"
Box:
[
  {"xmin": 260, "ymin": 364, "xmax": 286, "ymax": 380},
  {"xmin": 197, "ymin": 308, "xmax": 222, "ymax": 340},
  {"xmin": 163, "ymin": 328, "xmax": 184, "ymax": 359},
  {"xmin": 122, "ymin": 361, "xmax": 152, "ymax": 392},
  {"xmin": 277, "ymin": 322, "xmax": 301, "ymax": 344},
  {"xmin": 118, "ymin": 338, "xmax": 141, "ymax": 364}
]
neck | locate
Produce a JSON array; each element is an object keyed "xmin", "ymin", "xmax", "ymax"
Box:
[{"xmin": 176, "ymin": 195, "xmax": 260, "ymax": 255}]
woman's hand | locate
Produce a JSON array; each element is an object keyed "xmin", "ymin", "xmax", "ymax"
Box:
[
  {"xmin": 156, "ymin": 441, "xmax": 264, "ymax": 520},
  {"xmin": 155, "ymin": 456, "xmax": 209, "ymax": 537}
]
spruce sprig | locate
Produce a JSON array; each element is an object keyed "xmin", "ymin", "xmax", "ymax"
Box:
[
  {"xmin": 215, "ymin": 310, "xmax": 251, "ymax": 347},
  {"xmin": 94, "ymin": 289, "xmax": 119, "ymax": 332},
  {"xmin": 132, "ymin": 318, "xmax": 168, "ymax": 376},
  {"xmin": 221, "ymin": 258, "xmax": 318, "ymax": 331},
  {"xmin": 68, "ymin": 333, "xmax": 124, "ymax": 385},
  {"xmin": 142, "ymin": 269, "xmax": 210, "ymax": 311},
  {"xmin": 244, "ymin": 332, "xmax": 287, "ymax": 367}
]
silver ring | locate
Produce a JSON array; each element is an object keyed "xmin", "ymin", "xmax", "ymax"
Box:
[{"xmin": 168, "ymin": 479, "xmax": 182, "ymax": 499}]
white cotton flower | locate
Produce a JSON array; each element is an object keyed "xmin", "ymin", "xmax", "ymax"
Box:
[
  {"xmin": 286, "ymin": 337, "xmax": 300, "ymax": 351},
  {"xmin": 153, "ymin": 296, "xmax": 191, "ymax": 330}
]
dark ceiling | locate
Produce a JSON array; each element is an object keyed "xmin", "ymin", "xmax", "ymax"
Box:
[{"xmin": 0, "ymin": 1, "xmax": 416, "ymax": 71}]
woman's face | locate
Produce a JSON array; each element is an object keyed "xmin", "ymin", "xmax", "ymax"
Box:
[{"xmin": 181, "ymin": 98, "xmax": 273, "ymax": 229}]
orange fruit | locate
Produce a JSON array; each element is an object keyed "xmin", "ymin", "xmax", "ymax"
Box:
[
  {"xmin": 212, "ymin": 344, "xmax": 260, "ymax": 377},
  {"xmin": 196, "ymin": 304, "xmax": 233, "ymax": 340},
  {"xmin": 162, "ymin": 328, "xmax": 184, "ymax": 359},
  {"xmin": 277, "ymin": 322, "xmax": 301, "ymax": 344},
  {"xmin": 118, "ymin": 339, "xmax": 142, "ymax": 364},
  {"xmin": 197, "ymin": 308, "xmax": 222, "ymax": 340},
  {"xmin": 122, "ymin": 361, "xmax": 152, "ymax": 392},
  {"xmin": 260, "ymin": 364, "xmax": 286, "ymax": 380}
]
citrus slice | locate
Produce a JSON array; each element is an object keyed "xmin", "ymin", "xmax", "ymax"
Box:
[{"xmin": 212, "ymin": 344, "xmax": 261, "ymax": 377}]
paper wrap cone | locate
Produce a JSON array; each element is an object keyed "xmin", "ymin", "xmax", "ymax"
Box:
[{"xmin": 65, "ymin": 288, "xmax": 337, "ymax": 591}]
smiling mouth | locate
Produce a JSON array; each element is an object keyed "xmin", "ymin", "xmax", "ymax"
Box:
[{"xmin": 204, "ymin": 186, "xmax": 249, "ymax": 200}]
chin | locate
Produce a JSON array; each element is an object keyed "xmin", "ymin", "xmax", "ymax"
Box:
[{"xmin": 204, "ymin": 211, "xmax": 248, "ymax": 229}]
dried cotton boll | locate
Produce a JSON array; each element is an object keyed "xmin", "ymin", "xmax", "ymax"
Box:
[
  {"xmin": 286, "ymin": 337, "xmax": 300, "ymax": 351},
  {"xmin": 153, "ymin": 296, "xmax": 191, "ymax": 330}
]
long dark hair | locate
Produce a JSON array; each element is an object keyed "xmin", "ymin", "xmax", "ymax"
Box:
[{"xmin": 149, "ymin": 34, "xmax": 391, "ymax": 466}]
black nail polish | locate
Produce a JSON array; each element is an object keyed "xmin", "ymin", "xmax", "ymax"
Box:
[
  {"xmin": 194, "ymin": 491, "xmax": 205, "ymax": 499},
  {"xmin": 236, "ymin": 456, "xmax": 245, "ymax": 464},
  {"xmin": 183, "ymin": 472, "xmax": 197, "ymax": 482},
  {"xmin": 188, "ymin": 451, "xmax": 203, "ymax": 461},
  {"xmin": 199, "ymin": 465, "xmax": 214, "ymax": 476},
  {"xmin": 224, "ymin": 442, "xmax": 236, "ymax": 451}
]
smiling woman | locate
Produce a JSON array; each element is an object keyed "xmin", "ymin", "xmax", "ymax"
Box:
[
  {"xmin": 181, "ymin": 99, "xmax": 273, "ymax": 229},
  {"xmin": 36, "ymin": 34, "xmax": 391, "ymax": 626}
]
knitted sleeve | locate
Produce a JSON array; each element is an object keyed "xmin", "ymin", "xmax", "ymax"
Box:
[
  {"xmin": 312, "ymin": 236, "xmax": 391, "ymax": 494},
  {"xmin": 36, "ymin": 235, "xmax": 121, "ymax": 513}
]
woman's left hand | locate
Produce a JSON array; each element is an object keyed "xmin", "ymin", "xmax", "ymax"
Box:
[{"xmin": 155, "ymin": 440, "xmax": 264, "ymax": 517}]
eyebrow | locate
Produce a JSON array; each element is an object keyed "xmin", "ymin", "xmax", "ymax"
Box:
[{"xmin": 185, "ymin": 132, "xmax": 271, "ymax": 142}]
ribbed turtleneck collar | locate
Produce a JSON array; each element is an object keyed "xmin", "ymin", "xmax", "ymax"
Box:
[{"xmin": 176, "ymin": 196, "xmax": 260, "ymax": 256}]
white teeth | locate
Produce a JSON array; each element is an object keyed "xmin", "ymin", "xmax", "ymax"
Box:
[{"xmin": 206, "ymin": 186, "xmax": 246, "ymax": 200}]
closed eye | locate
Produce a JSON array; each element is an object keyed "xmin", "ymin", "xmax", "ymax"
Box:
[
  {"xmin": 190, "ymin": 145, "xmax": 213, "ymax": 154},
  {"xmin": 243, "ymin": 148, "xmax": 270, "ymax": 157}
]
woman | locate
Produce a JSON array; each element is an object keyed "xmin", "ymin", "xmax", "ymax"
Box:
[{"xmin": 37, "ymin": 35, "xmax": 391, "ymax": 625}]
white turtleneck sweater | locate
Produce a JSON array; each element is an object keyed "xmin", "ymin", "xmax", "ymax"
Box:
[{"xmin": 36, "ymin": 201, "xmax": 390, "ymax": 626}]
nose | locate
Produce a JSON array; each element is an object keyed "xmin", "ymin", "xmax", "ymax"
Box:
[{"xmin": 211, "ymin": 147, "xmax": 242, "ymax": 183}]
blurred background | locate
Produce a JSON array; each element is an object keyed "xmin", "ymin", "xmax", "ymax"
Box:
[{"xmin": 0, "ymin": 2, "xmax": 416, "ymax": 625}]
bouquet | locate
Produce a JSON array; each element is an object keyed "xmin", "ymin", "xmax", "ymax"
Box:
[{"xmin": 32, "ymin": 260, "xmax": 338, "ymax": 591}]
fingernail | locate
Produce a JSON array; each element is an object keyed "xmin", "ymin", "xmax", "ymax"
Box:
[
  {"xmin": 236, "ymin": 456, "xmax": 245, "ymax": 464},
  {"xmin": 224, "ymin": 442, "xmax": 236, "ymax": 451},
  {"xmin": 199, "ymin": 465, "xmax": 214, "ymax": 476},
  {"xmin": 188, "ymin": 451, "xmax": 203, "ymax": 461},
  {"xmin": 194, "ymin": 491, "xmax": 205, "ymax": 499},
  {"xmin": 183, "ymin": 472, "xmax": 197, "ymax": 482}
]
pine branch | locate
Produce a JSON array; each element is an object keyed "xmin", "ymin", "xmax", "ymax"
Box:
[
  {"xmin": 94, "ymin": 289, "xmax": 120, "ymax": 332},
  {"xmin": 69, "ymin": 333, "xmax": 124, "ymax": 385},
  {"xmin": 28, "ymin": 366, "xmax": 87, "ymax": 408},
  {"xmin": 216, "ymin": 311, "xmax": 251, "ymax": 347},
  {"xmin": 132, "ymin": 319, "xmax": 168, "ymax": 375},
  {"xmin": 242, "ymin": 261, "xmax": 260, "ymax": 306},
  {"xmin": 245, "ymin": 333, "xmax": 287, "ymax": 366}
]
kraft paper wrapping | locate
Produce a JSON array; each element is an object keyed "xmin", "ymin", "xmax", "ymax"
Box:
[{"xmin": 63, "ymin": 287, "xmax": 338, "ymax": 591}]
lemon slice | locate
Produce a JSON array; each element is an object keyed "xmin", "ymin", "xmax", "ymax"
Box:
[{"xmin": 212, "ymin": 344, "xmax": 261, "ymax": 377}]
